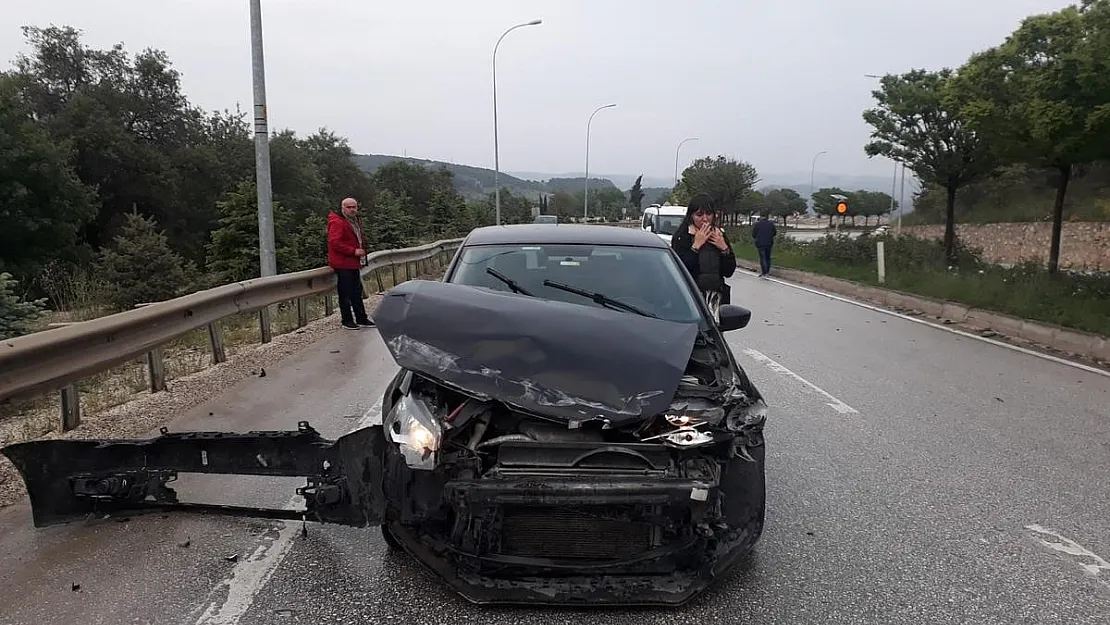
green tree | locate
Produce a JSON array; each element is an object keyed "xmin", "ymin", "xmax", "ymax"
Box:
[
  {"xmin": 302, "ymin": 128, "xmax": 376, "ymax": 207},
  {"xmin": 205, "ymin": 180, "xmax": 292, "ymax": 284},
  {"xmin": 486, "ymin": 188, "xmax": 533, "ymax": 224},
  {"xmin": 863, "ymin": 69, "xmax": 997, "ymax": 263},
  {"xmin": 955, "ymin": 2, "xmax": 1110, "ymax": 272},
  {"xmin": 367, "ymin": 190, "xmax": 411, "ymax": 251},
  {"xmin": 764, "ymin": 188, "xmax": 807, "ymax": 226},
  {"xmin": 284, "ymin": 212, "xmax": 329, "ymax": 272},
  {"xmin": 0, "ymin": 73, "xmax": 98, "ymax": 280},
  {"xmin": 678, "ymin": 156, "xmax": 760, "ymax": 225},
  {"xmin": 96, "ymin": 211, "xmax": 189, "ymax": 310},
  {"xmin": 811, "ymin": 186, "xmax": 851, "ymax": 226},
  {"xmin": 0, "ymin": 272, "xmax": 46, "ymax": 340},
  {"xmin": 628, "ymin": 174, "xmax": 645, "ymax": 210}
]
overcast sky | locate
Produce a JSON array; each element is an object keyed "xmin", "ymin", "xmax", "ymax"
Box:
[{"xmin": 2, "ymin": 0, "xmax": 1077, "ymax": 183}]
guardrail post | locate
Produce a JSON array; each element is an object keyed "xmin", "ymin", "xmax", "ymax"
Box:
[
  {"xmin": 259, "ymin": 306, "xmax": 273, "ymax": 344},
  {"xmin": 404, "ymin": 262, "xmax": 411, "ymax": 282},
  {"xmin": 60, "ymin": 384, "xmax": 80, "ymax": 432},
  {"xmin": 324, "ymin": 293, "xmax": 334, "ymax": 316},
  {"xmin": 876, "ymin": 241, "xmax": 886, "ymax": 284},
  {"xmin": 296, "ymin": 296, "xmax": 308, "ymax": 327},
  {"xmin": 147, "ymin": 347, "xmax": 167, "ymax": 392},
  {"xmin": 390, "ymin": 263, "xmax": 398, "ymax": 288},
  {"xmin": 207, "ymin": 322, "xmax": 227, "ymax": 364},
  {"xmin": 374, "ymin": 269, "xmax": 384, "ymax": 293}
]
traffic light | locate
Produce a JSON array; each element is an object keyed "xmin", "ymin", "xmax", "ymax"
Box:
[{"xmin": 836, "ymin": 200, "xmax": 848, "ymax": 215}]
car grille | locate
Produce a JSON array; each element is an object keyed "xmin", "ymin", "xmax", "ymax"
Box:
[{"xmin": 497, "ymin": 506, "xmax": 655, "ymax": 560}]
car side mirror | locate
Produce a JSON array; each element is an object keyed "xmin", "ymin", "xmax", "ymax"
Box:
[{"xmin": 717, "ymin": 304, "xmax": 751, "ymax": 332}]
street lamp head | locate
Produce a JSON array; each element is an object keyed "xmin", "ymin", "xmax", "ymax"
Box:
[{"xmin": 526, "ymin": 19, "xmax": 542, "ymax": 25}]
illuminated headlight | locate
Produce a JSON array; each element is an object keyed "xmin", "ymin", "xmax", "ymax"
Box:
[{"xmin": 385, "ymin": 394, "xmax": 442, "ymax": 470}]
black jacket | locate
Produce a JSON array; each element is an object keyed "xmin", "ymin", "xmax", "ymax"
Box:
[
  {"xmin": 752, "ymin": 219, "xmax": 777, "ymax": 247},
  {"xmin": 671, "ymin": 227, "xmax": 736, "ymax": 294}
]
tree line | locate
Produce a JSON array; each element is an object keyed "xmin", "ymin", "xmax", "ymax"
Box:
[
  {"xmin": 863, "ymin": 0, "xmax": 1110, "ymax": 271},
  {"xmin": 0, "ymin": 25, "xmax": 546, "ymax": 337},
  {"xmin": 659, "ymin": 155, "xmax": 896, "ymax": 227}
]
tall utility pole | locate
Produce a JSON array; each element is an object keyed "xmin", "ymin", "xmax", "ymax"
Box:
[
  {"xmin": 889, "ymin": 159, "xmax": 898, "ymax": 226},
  {"xmin": 674, "ymin": 137, "xmax": 698, "ymax": 187},
  {"xmin": 810, "ymin": 150, "xmax": 827, "ymax": 214},
  {"xmin": 898, "ymin": 162, "xmax": 906, "ymax": 234},
  {"xmin": 249, "ymin": 0, "xmax": 275, "ymax": 278},
  {"xmin": 583, "ymin": 103, "xmax": 616, "ymax": 219},
  {"xmin": 492, "ymin": 19, "xmax": 542, "ymax": 226}
]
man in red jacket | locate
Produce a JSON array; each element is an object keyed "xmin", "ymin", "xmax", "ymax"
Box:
[{"xmin": 327, "ymin": 197, "xmax": 373, "ymax": 329}]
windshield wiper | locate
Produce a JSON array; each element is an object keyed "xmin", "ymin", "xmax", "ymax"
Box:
[
  {"xmin": 485, "ymin": 267, "xmax": 534, "ymax": 296},
  {"xmin": 542, "ymin": 279, "xmax": 657, "ymax": 318}
]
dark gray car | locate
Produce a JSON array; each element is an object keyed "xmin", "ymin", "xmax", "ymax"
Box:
[{"xmin": 3, "ymin": 225, "xmax": 769, "ymax": 607}]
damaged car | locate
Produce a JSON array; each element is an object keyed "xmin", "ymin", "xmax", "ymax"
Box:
[{"xmin": 2, "ymin": 224, "xmax": 768, "ymax": 607}]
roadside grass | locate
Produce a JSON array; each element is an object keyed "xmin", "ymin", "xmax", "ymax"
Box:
[
  {"xmin": 0, "ymin": 265, "xmax": 431, "ymax": 447},
  {"xmin": 726, "ymin": 229, "xmax": 1110, "ymax": 337}
]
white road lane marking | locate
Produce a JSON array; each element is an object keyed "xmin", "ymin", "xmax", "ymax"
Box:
[
  {"xmin": 742, "ymin": 272, "xmax": 1110, "ymax": 380},
  {"xmin": 193, "ymin": 397, "xmax": 385, "ymax": 625},
  {"xmin": 1026, "ymin": 524, "xmax": 1110, "ymax": 588},
  {"xmin": 741, "ymin": 348, "xmax": 858, "ymax": 414}
]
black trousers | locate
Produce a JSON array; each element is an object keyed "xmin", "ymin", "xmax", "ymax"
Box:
[{"xmin": 335, "ymin": 268, "xmax": 369, "ymax": 324}]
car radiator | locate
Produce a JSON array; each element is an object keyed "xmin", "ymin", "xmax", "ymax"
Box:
[{"xmin": 497, "ymin": 506, "xmax": 655, "ymax": 560}]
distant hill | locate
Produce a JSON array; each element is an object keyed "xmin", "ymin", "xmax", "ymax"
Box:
[
  {"xmin": 352, "ymin": 153, "xmax": 913, "ymax": 209},
  {"xmin": 642, "ymin": 187, "xmax": 673, "ymax": 205},
  {"xmin": 545, "ymin": 177, "xmax": 620, "ymax": 193},
  {"xmin": 353, "ymin": 154, "xmax": 627, "ymax": 201},
  {"xmin": 352, "ymin": 154, "xmax": 547, "ymax": 201}
]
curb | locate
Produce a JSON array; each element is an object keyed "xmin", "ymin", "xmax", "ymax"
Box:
[{"xmin": 736, "ymin": 259, "xmax": 1110, "ymax": 365}]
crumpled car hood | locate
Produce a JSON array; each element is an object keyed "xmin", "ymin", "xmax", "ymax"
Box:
[{"xmin": 373, "ymin": 280, "xmax": 699, "ymax": 426}]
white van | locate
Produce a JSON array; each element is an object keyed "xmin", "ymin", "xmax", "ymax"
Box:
[{"xmin": 640, "ymin": 204, "xmax": 687, "ymax": 244}]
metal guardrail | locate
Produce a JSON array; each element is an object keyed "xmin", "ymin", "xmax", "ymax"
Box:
[
  {"xmin": 0, "ymin": 221, "xmax": 642, "ymax": 432},
  {"xmin": 0, "ymin": 238, "xmax": 464, "ymax": 429}
]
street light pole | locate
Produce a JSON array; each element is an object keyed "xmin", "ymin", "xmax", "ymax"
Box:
[
  {"xmin": 583, "ymin": 103, "xmax": 616, "ymax": 220},
  {"xmin": 674, "ymin": 137, "xmax": 698, "ymax": 188},
  {"xmin": 898, "ymin": 162, "xmax": 906, "ymax": 235},
  {"xmin": 889, "ymin": 159, "xmax": 898, "ymax": 226},
  {"xmin": 492, "ymin": 19, "xmax": 542, "ymax": 226},
  {"xmin": 249, "ymin": 0, "xmax": 275, "ymax": 278},
  {"xmin": 810, "ymin": 150, "xmax": 827, "ymax": 214}
]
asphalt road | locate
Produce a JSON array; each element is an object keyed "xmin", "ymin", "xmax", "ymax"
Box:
[{"xmin": 1, "ymin": 272, "xmax": 1107, "ymax": 625}]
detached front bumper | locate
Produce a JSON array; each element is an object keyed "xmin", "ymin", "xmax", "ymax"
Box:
[{"xmin": 388, "ymin": 473, "xmax": 757, "ymax": 606}]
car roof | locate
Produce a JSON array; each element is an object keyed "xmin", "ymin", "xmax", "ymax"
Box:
[
  {"xmin": 464, "ymin": 224, "xmax": 670, "ymax": 248},
  {"xmin": 656, "ymin": 205, "xmax": 687, "ymax": 215}
]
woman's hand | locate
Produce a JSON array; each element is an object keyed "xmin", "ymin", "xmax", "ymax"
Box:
[
  {"xmin": 709, "ymin": 228, "xmax": 728, "ymax": 251},
  {"xmin": 693, "ymin": 224, "xmax": 712, "ymax": 250}
]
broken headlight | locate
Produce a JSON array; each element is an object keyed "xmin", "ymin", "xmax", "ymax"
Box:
[{"xmin": 385, "ymin": 394, "xmax": 442, "ymax": 470}]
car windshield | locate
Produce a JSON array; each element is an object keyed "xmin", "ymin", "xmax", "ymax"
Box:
[
  {"xmin": 448, "ymin": 243, "xmax": 704, "ymax": 324},
  {"xmin": 654, "ymin": 214, "xmax": 684, "ymax": 235},
  {"xmin": 534, "ymin": 215, "xmax": 557, "ymax": 224}
]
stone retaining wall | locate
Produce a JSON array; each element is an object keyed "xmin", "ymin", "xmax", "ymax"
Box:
[{"xmin": 900, "ymin": 222, "xmax": 1109, "ymax": 270}]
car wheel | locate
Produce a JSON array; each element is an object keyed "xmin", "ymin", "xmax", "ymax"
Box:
[{"xmin": 381, "ymin": 523, "xmax": 403, "ymax": 550}]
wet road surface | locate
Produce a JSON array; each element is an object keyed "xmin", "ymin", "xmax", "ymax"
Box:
[{"xmin": 1, "ymin": 273, "xmax": 1108, "ymax": 625}]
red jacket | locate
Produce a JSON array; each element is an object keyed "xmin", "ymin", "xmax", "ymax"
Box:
[{"xmin": 327, "ymin": 211, "xmax": 366, "ymax": 270}]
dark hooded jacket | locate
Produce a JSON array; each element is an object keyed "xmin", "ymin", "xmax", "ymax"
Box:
[{"xmin": 672, "ymin": 226, "xmax": 736, "ymax": 295}]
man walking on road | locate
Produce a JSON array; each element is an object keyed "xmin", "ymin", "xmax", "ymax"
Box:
[
  {"xmin": 752, "ymin": 214, "xmax": 777, "ymax": 278},
  {"xmin": 327, "ymin": 197, "xmax": 374, "ymax": 329}
]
